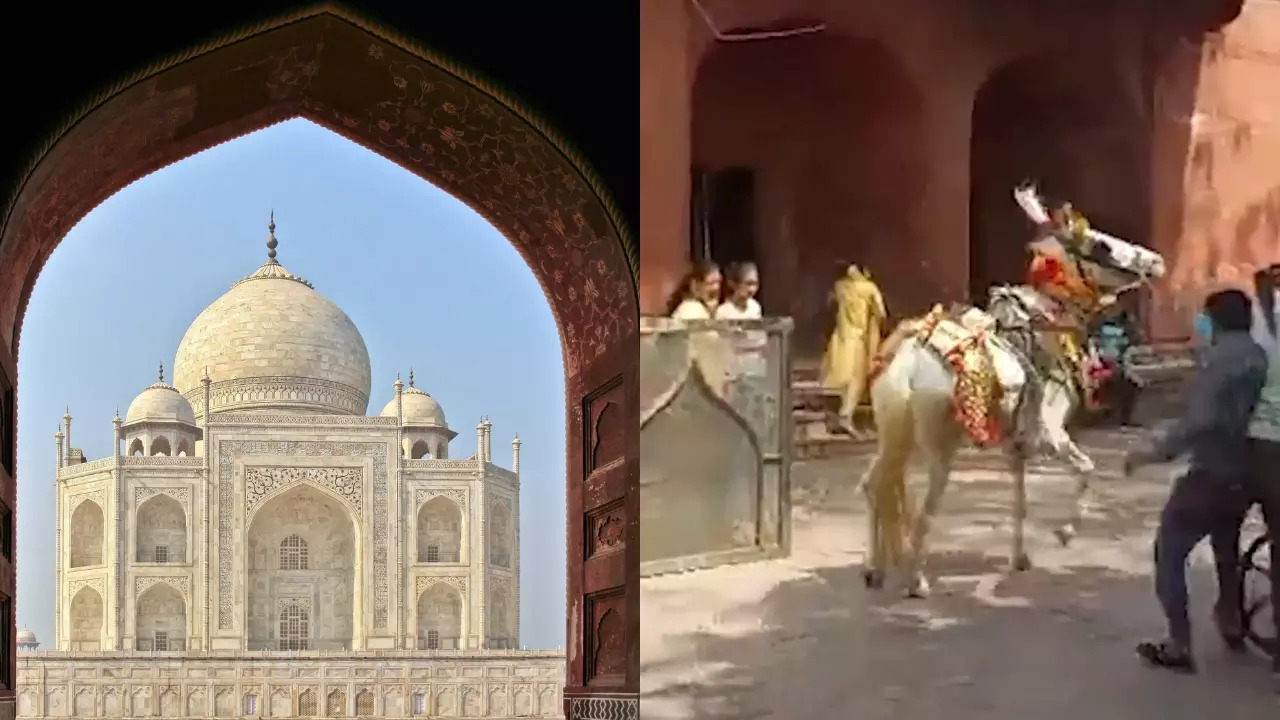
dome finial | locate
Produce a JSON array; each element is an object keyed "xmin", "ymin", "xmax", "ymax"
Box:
[
  {"xmin": 409, "ymin": 367, "xmax": 415, "ymax": 387},
  {"xmin": 266, "ymin": 211, "xmax": 278, "ymax": 262},
  {"xmin": 158, "ymin": 362, "xmax": 165, "ymax": 384}
]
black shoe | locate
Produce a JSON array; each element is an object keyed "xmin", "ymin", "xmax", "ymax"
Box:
[{"xmin": 1136, "ymin": 640, "xmax": 1197, "ymax": 674}]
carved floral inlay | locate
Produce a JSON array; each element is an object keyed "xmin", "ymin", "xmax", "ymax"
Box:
[
  {"xmin": 135, "ymin": 575, "xmax": 189, "ymax": 597},
  {"xmin": 415, "ymin": 575, "xmax": 468, "ymax": 598},
  {"xmin": 414, "ymin": 488, "xmax": 466, "ymax": 512},
  {"xmin": 134, "ymin": 486, "xmax": 191, "ymax": 512},
  {"xmin": 67, "ymin": 577, "xmax": 106, "ymax": 600},
  {"xmin": 244, "ymin": 466, "xmax": 363, "ymax": 517},
  {"xmin": 68, "ymin": 489, "xmax": 107, "ymax": 513}
]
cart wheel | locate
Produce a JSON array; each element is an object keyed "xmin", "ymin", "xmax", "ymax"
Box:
[{"xmin": 1240, "ymin": 534, "xmax": 1275, "ymax": 658}]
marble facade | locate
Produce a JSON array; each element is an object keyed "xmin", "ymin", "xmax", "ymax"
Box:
[{"xmin": 19, "ymin": 231, "xmax": 562, "ymax": 718}]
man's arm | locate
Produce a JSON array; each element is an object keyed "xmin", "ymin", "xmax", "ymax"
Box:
[{"xmin": 1131, "ymin": 351, "xmax": 1223, "ymax": 466}]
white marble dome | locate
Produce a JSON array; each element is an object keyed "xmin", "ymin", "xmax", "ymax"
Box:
[
  {"xmin": 381, "ymin": 383, "xmax": 447, "ymax": 427},
  {"xmin": 125, "ymin": 369, "xmax": 197, "ymax": 426},
  {"xmin": 172, "ymin": 225, "xmax": 372, "ymax": 416},
  {"xmin": 16, "ymin": 628, "xmax": 36, "ymax": 644}
]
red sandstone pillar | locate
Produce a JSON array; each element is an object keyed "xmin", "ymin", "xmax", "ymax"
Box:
[
  {"xmin": 911, "ymin": 84, "xmax": 974, "ymax": 314},
  {"xmin": 640, "ymin": 0, "xmax": 695, "ymax": 314}
]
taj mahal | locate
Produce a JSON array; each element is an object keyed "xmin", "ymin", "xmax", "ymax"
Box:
[{"xmin": 15, "ymin": 219, "xmax": 565, "ymax": 718}]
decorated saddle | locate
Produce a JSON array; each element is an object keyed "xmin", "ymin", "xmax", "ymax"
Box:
[{"xmin": 870, "ymin": 303, "xmax": 1021, "ymax": 448}]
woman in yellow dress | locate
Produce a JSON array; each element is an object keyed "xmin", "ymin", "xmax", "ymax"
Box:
[{"xmin": 821, "ymin": 264, "xmax": 887, "ymax": 429}]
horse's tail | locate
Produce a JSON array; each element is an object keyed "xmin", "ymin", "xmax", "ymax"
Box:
[{"xmin": 866, "ymin": 339, "xmax": 917, "ymax": 567}]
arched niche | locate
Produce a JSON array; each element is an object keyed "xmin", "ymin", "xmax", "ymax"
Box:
[
  {"xmin": 246, "ymin": 484, "xmax": 357, "ymax": 651},
  {"xmin": 410, "ymin": 440, "xmax": 431, "ymax": 460},
  {"xmin": 135, "ymin": 582, "xmax": 186, "ymax": 651},
  {"xmin": 128, "ymin": 438, "xmax": 144, "ymax": 456},
  {"xmin": 692, "ymin": 32, "xmax": 927, "ymax": 354},
  {"xmin": 415, "ymin": 582, "xmax": 463, "ymax": 650},
  {"xmin": 487, "ymin": 583, "xmax": 513, "ymax": 648},
  {"xmin": 487, "ymin": 502, "xmax": 513, "ymax": 568},
  {"xmin": 149, "ymin": 436, "xmax": 171, "ymax": 456},
  {"xmin": 69, "ymin": 500, "xmax": 104, "ymax": 568},
  {"xmin": 135, "ymin": 493, "xmax": 186, "ymax": 563},
  {"xmin": 68, "ymin": 585, "xmax": 103, "ymax": 650},
  {"xmin": 969, "ymin": 49, "xmax": 1152, "ymax": 306},
  {"xmin": 416, "ymin": 496, "xmax": 462, "ymax": 564}
]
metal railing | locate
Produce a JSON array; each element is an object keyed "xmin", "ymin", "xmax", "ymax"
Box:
[
  {"xmin": 135, "ymin": 638, "xmax": 187, "ymax": 651},
  {"xmin": 640, "ymin": 316, "xmax": 794, "ymax": 576},
  {"xmin": 135, "ymin": 550, "xmax": 187, "ymax": 563},
  {"xmin": 417, "ymin": 550, "xmax": 460, "ymax": 563},
  {"xmin": 415, "ymin": 636, "xmax": 461, "ymax": 650}
]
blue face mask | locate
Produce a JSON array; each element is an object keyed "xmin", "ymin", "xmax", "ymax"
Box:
[{"xmin": 1194, "ymin": 312, "xmax": 1214, "ymax": 343}]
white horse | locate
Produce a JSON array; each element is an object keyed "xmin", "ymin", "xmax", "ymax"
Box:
[{"xmin": 859, "ymin": 187, "xmax": 1167, "ymax": 598}]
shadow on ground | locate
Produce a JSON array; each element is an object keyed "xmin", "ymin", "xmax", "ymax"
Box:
[{"xmin": 642, "ymin": 431, "xmax": 1277, "ymax": 719}]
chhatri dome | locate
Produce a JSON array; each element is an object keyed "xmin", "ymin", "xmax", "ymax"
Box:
[
  {"xmin": 172, "ymin": 215, "xmax": 372, "ymax": 417},
  {"xmin": 124, "ymin": 363, "xmax": 196, "ymax": 426},
  {"xmin": 380, "ymin": 369, "xmax": 447, "ymax": 427}
]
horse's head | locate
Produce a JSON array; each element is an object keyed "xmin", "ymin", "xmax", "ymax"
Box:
[
  {"xmin": 1013, "ymin": 181, "xmax": 1167, "ymax": 308},
  {"xmin": 1049, "ymin": 226, "xmax": 1166, "ymax": 296}
]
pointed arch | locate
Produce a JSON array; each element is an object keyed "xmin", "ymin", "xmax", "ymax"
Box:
[
  {"xmin": 417, "ymin": 496, "xmax": 462, "ymax": 564},
  {"xmin": 69, "ymin": 499, "xmax": 104, "ymax": 567},
  {"xmin": 416, "ymin": 581, "xmax": 463, "ymax": 650},
  {"xmin": 68, "ymin": 585, "xmax": 103, "ymax": 650},
  {"xmin": 135, "ymin": 493, "xmax": 186, "ymax": 563},
  {"xmin": 149, "ymin": 436, "xmax": 171, "ymax": 456},
  {"xmin": 134, "ymin": 581, "xmax": 187, "ymax": 651}
]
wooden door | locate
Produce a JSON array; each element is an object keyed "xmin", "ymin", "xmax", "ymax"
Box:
[{"xmin": 563, "ymin": 325, "xmax": 639, "ymax": 720}]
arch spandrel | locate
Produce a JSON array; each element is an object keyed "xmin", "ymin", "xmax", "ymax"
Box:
[{"xmin": 0, "ymin": 13, "xmax": 637, "ymax": 374}]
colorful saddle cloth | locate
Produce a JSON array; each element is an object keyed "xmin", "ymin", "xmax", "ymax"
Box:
[{"xmin": 915, "ymin": 305, "xmax": 1005, "ymax": 448}]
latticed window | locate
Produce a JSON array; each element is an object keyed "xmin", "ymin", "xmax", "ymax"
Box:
[
  {"xmin": 279, "ymin": 535, "xmax": 309, "ymax": 570},
  {"xmin": 354, "ymin": 690, "xmax": 374, "ymax": 716},
  {"xmin": 154, "ymin": 545, "xmax": 168, "ymax": 563},
  {"xmin": 244, "ymin": 694, "xmax": 258, "ymax": 716},
  {"xmin": 279, "ymin": 602, "xmax": 310, "ymax": 651},
  {"xmin": 426, "ymin": 545, "xmax": 439, "ymax": 563},
  {"xmin": 412, "ymin": 693, "xmax": 426, "ymax": 715},
  {"xmin": 153, "ymin": 631, "xmax": 168, "ymax": 651},
  {"xmin": 426, "ymin": 630, "xmax": 440, "ymax": 650},
  {"xmin": 326, "ymin": 690, "xmax": 346, "ymax": 717},
  {"xmin": 298, "ymin": 690, "xmax": 318, "ymax": 717}
]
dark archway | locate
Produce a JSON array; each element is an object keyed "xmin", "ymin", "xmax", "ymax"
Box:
[
  {"xmin": 969, "ymin": 49, "xmax": 1154, "ymax": 306},
  {"xmin": 691, "ymin": 32, "xmax": 927, "ymax": 359},
  {"xmin": 0, "ymin": 8, "xmax": 637, "ymax": 718}
]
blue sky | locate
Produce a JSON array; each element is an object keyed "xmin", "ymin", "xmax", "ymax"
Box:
[{"xmin": 15, "ymin": 118, "xmax": 567, "ymax": 650}]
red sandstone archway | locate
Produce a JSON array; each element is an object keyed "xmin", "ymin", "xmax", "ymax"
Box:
[
  {"xmin": 0, "ymin": 9, "xmax": 636, "ymax": 719},
  {"xmin": 969, "ymin": 49, "xmax": 1153, "ymax": 307},
  {"xmin": 690, "ymin": 32, "xmax": 927, "ymax": 359}
]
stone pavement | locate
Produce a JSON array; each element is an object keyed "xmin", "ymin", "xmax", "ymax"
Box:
[{"xmin": 641, "ymin": 428, "xmax": 1277, "ymax": 719}]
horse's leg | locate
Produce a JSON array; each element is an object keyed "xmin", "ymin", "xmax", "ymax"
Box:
[
  {"xmin": 1009, "ymin": 444, "xmax": 1033, "ymax": 571},
  {"xmin": 902, "ymin": 405, "xmax": 962, "ymax": 599},
  {"xmin": 857, "ymin": 459, "xmax": 885, "ymax": 589},
  {"xmin": 1037, "ymin": 382, "xmax": 1097, "ymax": 547}
]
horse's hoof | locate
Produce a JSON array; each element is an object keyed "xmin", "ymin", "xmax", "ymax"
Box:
[
  {"xmin": 862, "ymin": 569, "xmax": 885, "ymax": 590},
  {"xmin": 904, "ymin": 578, "xmax": 931, "ymax": 599},
  {"xmin": 1054, "ymin": 526, "xmax": 1076, "ymax": 548},
  {"xmin": 1012, "ymin": 553, "xmax": 1033, "ymax": 572}
]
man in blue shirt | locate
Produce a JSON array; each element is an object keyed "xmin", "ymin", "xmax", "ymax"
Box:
[{"xmin": 1124, "ymin": 289, "xmax": 1269, "ymax": 673}]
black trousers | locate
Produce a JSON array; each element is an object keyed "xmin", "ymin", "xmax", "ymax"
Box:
[
  {"xmin": 1246, "ymin": 438, "xmax": 1280, "ymax": 667},
  {"xmin": 1153, "ymin": 469, "xmax": 1249, "ymax": 649}
]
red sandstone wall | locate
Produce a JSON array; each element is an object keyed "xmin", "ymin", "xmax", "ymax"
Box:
[
  {"xmin": 640, "ymin": 0, "xmax": 1272, "ymax": 354},
  {"xmin": 1149, "ymin": 0, "xmax": 1280, "ymax": 339}
]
